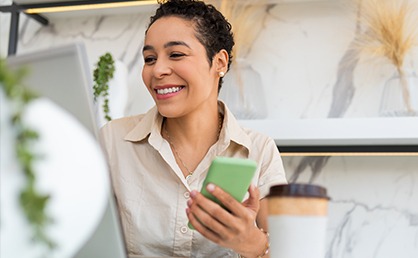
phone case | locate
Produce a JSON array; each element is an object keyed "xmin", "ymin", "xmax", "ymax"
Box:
[
  {"xmin": 201, "ymin": 157, "xmax": 257, "ymax": 205},
  {"xmin": 188, "ymin": 157, "xmax": 257, "ymax": 229}
]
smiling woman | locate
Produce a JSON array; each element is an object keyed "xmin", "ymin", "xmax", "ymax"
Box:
[{"xmin": 99, "ymin": 0, "xmax": 287, "ymax": 257}]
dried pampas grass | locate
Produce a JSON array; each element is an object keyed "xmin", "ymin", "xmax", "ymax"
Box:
[
  {"xmin": 355, "ymin": 0, "xmax": 418, "ymax": 112},
  {"xmin": 218, "ymin": 0, "xmax": 268, "ymax": 61},
  {"xmin": 356, "ymin": 0, "xmax": 418, "ymax": 70}
]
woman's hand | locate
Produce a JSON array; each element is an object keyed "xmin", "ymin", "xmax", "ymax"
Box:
[{"xmin": 186, "ymin": 184, "xmax": 268, "ymax": 257}]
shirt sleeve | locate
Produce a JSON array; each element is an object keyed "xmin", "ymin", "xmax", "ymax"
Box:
[{"xmin": 257, "ymin": 137, "xmax": 287, "ymax": 199}]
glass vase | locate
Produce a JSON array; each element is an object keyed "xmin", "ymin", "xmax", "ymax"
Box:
[
  {"xmin": 379, "ymin": 69, "xmax": 418, "ymax": 117},
  {"xmin": 219, "ymin": 59, "xmax": 268, "ymax": 119}
]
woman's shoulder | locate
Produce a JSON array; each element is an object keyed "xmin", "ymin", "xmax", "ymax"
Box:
[
  {"xmin": 240, "ymin": 126, "xmax": 275, "ymax": 145},
  {"xmin": 222, "ymin": 103, "xmax": 273, "ymax": 145}
]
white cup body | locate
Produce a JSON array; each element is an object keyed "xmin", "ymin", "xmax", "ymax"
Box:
[
  {"xmin": 268, "ymin": 215, "xmax": 327, "ymax": 258},
  {"xmin": 267, "ymin": 184, "xmax": 329, "ymax": 258}
]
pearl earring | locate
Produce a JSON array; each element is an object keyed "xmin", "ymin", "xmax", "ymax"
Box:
[{"xmin": 219, "ymin": 71, "xmax": 225, "ymax": 77}]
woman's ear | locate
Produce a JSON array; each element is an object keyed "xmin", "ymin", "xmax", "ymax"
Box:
[{"xmin": 214, "ymin": 49, "xmax": 229, "ymax": 74}]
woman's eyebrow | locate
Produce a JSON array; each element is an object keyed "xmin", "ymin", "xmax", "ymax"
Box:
[
  {"xmin": 143, "ymin": 41, "xmax": 191, "ymax": 53},
  {"xmin": 164, "ymin": 41, "xmax": 190, "ymax": 49},
  {"xmin": 142, "ymin": 45, "xmax": 154, "ymax": 52}
]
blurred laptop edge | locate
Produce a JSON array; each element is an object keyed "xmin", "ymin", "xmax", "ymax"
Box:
[{"xmin": 6, "ymin": 43, "xmax": 128, "ymax": 258}]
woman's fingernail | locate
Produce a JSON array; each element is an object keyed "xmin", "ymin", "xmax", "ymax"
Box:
[
  {"xmin": 190, "ymin": 190, "xmax": 197, "ymax": 198},
  {"xmin": 207, "ymin": 183, "xmax": 215, "ymax": 192},
  {"xmin": 187, "ymin": 199, "xmax": 193, "ymax": 207}
]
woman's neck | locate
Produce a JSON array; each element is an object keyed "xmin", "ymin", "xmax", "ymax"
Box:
[
  {"xmin": 163, "ymin": 110, "xmax": 222, "ymax": 148},
  {"xmin": 162, "ymin": 109, "xmax": 223, "ymax": 177}
]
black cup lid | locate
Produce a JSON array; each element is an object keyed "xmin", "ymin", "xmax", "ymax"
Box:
[{"xmin": 268, "ymin": 183, "xmax": 330, "ymax": 199}]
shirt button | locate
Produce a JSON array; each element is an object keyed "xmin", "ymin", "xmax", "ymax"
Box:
[
  {"xmin": 184, "ymin": 192, "xmax": 190, "ymax": 199},
  {"xmin": 180, "ymin": 226, "xmax": 188, "ymax": 234}
]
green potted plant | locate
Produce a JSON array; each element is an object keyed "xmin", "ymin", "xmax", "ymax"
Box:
[{"xmin": 93, "ymin": 52, "xmax": 115, "ymax": 122}]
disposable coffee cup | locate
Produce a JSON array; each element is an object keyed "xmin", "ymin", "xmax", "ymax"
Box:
[{"xmin": 267, "ymin": 183, "xmax": 329, "ymax": 258}]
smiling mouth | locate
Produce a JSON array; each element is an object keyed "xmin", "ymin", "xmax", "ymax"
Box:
[{"xmin": 156, "ymin": 86, "xmax": 184, "ymax": 95}]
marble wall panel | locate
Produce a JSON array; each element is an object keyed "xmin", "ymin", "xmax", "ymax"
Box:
[{"xmin": 1, "ymin": 0, "xmax": 417, "ymax": 257}]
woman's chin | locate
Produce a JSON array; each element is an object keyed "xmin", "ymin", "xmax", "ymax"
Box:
[{"xmin": 156, "ymin": 105, "xmax": 180, "ymax": 118}]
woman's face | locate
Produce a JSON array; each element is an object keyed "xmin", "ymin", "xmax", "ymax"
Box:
[{"xmin": 142, "ymin": 16, "xmax": 223, "ymax": 118}]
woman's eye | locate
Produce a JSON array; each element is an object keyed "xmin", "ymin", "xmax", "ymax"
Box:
[
  {"xmin": 144, "ymin": 56, "xmax": 156, "ymax": 64},
  {"xmin": 170, "ymin": 52, "xmax": 185, "ymax": 59}
]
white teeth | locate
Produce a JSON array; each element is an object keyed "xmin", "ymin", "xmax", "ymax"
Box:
[{"xmin": 157, "ymin": 87, "xmax": 182, "ymax": 95}]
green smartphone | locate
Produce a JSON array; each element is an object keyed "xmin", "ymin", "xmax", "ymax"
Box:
[{"xmin": 188, "ymin": 156, "xmax": 257, "ymax": 229}]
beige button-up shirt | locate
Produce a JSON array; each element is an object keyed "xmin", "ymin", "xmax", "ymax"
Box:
[{"xmin": 100, "ymin": 102, "xmax": 287, "ymax": 258}]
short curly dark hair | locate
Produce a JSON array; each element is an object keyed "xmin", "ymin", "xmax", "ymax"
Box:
[{"xmin": 145, "ymin": 0, "xmax": 235, "ymax": 91}]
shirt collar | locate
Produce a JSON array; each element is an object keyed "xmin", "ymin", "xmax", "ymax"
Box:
[
  {"xmin": 123, "ymin": 101, "xmax": 252, "ymax": 152},
  {"xmin": 218, "ymin": 101, "xmax": 252, "ymax": 153},
  {"xmin": 124, "ymin": 106, "xmax": 162, "ymax": 143}
]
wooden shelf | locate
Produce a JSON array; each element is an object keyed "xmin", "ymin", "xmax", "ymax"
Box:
[
  {"xmin": 0, "ymin": 1, "xmax": 160, "ymax": 55},
  {"xmin": 12, "ymin": 0, "xmax": 158, "ymax": 19}
]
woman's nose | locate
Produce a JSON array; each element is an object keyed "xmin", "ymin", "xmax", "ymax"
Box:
[{"xmin": 152, "ymin": 58, "xmax": 171, "ymax": 78}]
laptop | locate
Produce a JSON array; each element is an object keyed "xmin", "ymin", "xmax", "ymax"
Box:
[{"xmin": 6, "ymin": 43, "xmax": 128, "ymax": 258}]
